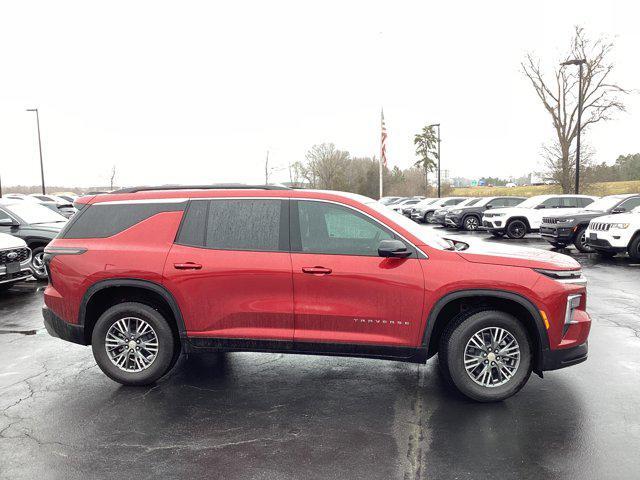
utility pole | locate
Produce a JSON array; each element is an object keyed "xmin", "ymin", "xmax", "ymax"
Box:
[
  {"xmin": 26, "ymin": 108, "xmax": 46, "ymax": 194},
  {"xmin": 560, "ymin": 59, "xmax": 587, "ymax": 194}
]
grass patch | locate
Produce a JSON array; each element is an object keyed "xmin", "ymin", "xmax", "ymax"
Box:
[{"xmin": 450, "ymin": 180, "xmax": 640, "ymax": 197}]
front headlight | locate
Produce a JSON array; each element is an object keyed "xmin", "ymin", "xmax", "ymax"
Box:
[
  {"xmin": 450, "ymin": 209, "xmax": 462, "ymax": 214},
  {"xmin": 558, "ymin": 218, "xmax": 574, "ymax": 223},
  {"xmin": 535, "ymin": 268, "xmax": 587, "ymax": 285},
  {"xmin": 564, "ymin": 294, "xmax": 582, "ymax": 333},
  {"xmin": 610, "ymin": 223, "xmax": 630, "ymax": 229}
]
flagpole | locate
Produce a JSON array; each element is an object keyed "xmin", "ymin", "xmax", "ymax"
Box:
[{"xmin": 380, "ymin": 108, "xmax": 385, "ymax": 199}]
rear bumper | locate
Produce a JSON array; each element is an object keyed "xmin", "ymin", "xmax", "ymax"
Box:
[
  {"xmin": 541, "ymin": 341, "xmax": 588, "ymax": 371},
  {"xmin": 43, "ymin": 306, "xmax": 87, "ymax": 345}
]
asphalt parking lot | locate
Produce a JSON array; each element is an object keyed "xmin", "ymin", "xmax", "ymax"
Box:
[{"xmin": 1, "ymin": 226, "xmax": 639, "ymax": 480}]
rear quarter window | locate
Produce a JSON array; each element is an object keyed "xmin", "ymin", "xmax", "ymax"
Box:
[{"xmin": 59, "ymin": 202, "xmax": 186, "ymax": 239}]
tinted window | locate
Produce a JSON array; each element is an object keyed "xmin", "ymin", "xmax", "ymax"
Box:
[
  {"xmin": 541, "ymin": 197, "xmax": 562, "ymax": 208},
  {"xmin": 443, "ymin": 199, "xmax": 463, "ymax": 206},
  {"xmin": 488, "ymin": 198, "xmax": 506, "ymax": 208},
  {"xmin": 560, "ymin": 197, "xmax": 579, "ymax": 208},
  {"xmin": 618, "ymin": 197, "xmax": 640, "ymax": 211},
  {"xmin": 176, "ymin": 199, "xmax": 286, "ymax": 252},
  {"xmin": 61, "ymin": 202, "xmax": 185, "ymax": 239},
  {"xmin": 293, "ymin": 201, "xmax": 394, "ymax": 256},
  {"xmin": 579, "ymin": 197, "xmax": 594, "ymax": 207},
  {"xmin": 509, "ymin": 197, "xmax": 525, "ymax": 206}
]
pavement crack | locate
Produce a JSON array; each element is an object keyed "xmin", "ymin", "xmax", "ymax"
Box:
[{"xmin": 403, "ymin": 365, "xmax": 428, "ymax": 480}]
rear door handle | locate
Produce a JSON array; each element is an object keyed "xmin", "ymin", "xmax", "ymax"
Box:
[
  {"xmin": 302, "ymin": 266, "xmax": 332, "ymax": 275},
  {"xmin": 174, "ymin": 262, "xmax": 202, "ymax": 270}
]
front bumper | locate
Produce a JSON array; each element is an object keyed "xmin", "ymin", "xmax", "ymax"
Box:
[
  {"xmin": 411, "ymin": 211, "xmax": 425, "ymax": 222},
  {"xmin": 43, "ymin": 306, "xmax": 87, "ymax": 345},
  {"xmin": 445, "ymin": 215, "xmax": 461, "ymax": 227},
  {"xmin": 483, "ymin": 219, "xmax": 504, "ymax": 230},
  {"xmin": 586, "ymin": 231, "xmax": 630, "ymax": 251},
  {"xmin": 541, "ymin": 341, "xmax": 588, "ymax": 371},
  {"xmin": 540, "ymin": 225, "xmax": 575, "ymax": 243}
]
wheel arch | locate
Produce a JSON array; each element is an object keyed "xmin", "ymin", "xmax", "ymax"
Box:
[
  {"xmin": 422, "ymin": 289, "xmax": 549, "ymax": 373},
  {"xmin": 507, "ymin": 216, "xmax": 530, "ymax": 229},
  {"xmin": 79, "ymin": 279, "xmax": 186, "ymax": 345},
  {"xmin": 462, "ymin": 212, "xmax": 481, "ymax": 225}
]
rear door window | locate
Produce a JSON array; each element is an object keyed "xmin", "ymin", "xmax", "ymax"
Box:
[
  {"xmin": 541, "ymin": 197, "xmax": 563, "ymax": 209},
  {"xmin": 618, "ymin": 197, "xmax": 640, "ymax": 211},
  {"xmin": 176, "ymin": 199, "xmax": 288, "ymax": 252}
]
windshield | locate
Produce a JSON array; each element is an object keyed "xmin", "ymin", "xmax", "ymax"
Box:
[
  {"xmin": 367, "ymin": 201, "xmax": 452, "ymax": 250},
  {"xmin": 458, "ymin": 198, "xmax": 480, "ymax": 207},
  {"xmin": 585, "ymin": 196, "xmax": 628, "ymax": 212},
  {"xmin": 4, "ymin": 203, "xmax": 67, "ymax": 224},
  {"xmin": 514, "ymin": 196, "xmax": 547, "ymax": 208}
]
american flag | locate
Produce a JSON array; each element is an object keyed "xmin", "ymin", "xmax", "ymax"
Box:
[{"xmin": 381, "ymin": 109, "xmax": 387, "ymax": 167}]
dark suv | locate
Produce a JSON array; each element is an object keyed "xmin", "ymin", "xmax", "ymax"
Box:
[
  {"xmin": 42, "ymin": 185, "xmax": 591, "ymax": 402},
  {"xmin": 0, "ymin": 200, "xmax": 68, "ymax": 279},
  {"xmin": 540, "ymin": 194, "xmax": 640, "ymax": 252},
  {"xmin": 445, "ymin": 196, "xmax": 526, "ymax": 230}
]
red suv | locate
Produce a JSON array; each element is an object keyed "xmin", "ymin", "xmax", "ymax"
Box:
[{"xmin": 42, "ymin": 185, "xmax": 591, "ymax": 402}]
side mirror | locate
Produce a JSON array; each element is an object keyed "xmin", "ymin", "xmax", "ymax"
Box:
[
  {"xmin": 535, "ymin": 205, "xmax": 546, "ymax": 209},
  {"xmin": 0, "ymin": 217, "xmax": 17, "ymax": 226},
  {"xmin": 612, "ymin": 207, "xmax": 626, "ymax": 214},
  {"xmin": 485, "ymin": 204, "xmax": 493, "ymax": 210},
  {"xmin": 378, "ymin": 239, "xmax": 411, "ymax": 258}
]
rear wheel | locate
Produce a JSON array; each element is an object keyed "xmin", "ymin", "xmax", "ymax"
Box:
[
  {"xmin": 573, "ymin": 226, "xmax": 594, "ymax": 253},
  {"xmin": 439, "ymin": 310, "xmax": 532, "ymax": 402},
  {"xmin": 506, "ymin": 219, "xmax": 527, "ymax": 239},
  {"xmin": 463, "ymin": 215, "xmax": 480, "ymax": 231},
  {"xmin": 91, "ymin": 302, "xmax": 176, "ymax": 386},
  {"xmin": 628, "ymin": 236, "xmax": 640, "ymax": 261}
]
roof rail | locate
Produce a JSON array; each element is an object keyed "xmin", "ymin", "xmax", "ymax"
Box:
[{"xmin": 111, "ymin": 184, "xmax": 291, "ymax": 194}]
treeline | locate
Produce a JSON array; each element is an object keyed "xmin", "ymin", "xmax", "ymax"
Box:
[
  {"xmin": 290, "ymin": 143, "xmax": 448, "ymax": 198},
  {"xmin": 586, "ymin": 154, "xmax": 640, "ymax": 183}
]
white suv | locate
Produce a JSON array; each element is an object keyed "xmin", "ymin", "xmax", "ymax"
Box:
[
  {"xmin": 0, "ymin": 233, "xmax": 33, "ymax": 291},
  {"xmin": 482, "ymin": 194, "xmax": 598, "ymax": 239},
  {"xmin": 586, "ymin": 206, "xmax": 640, "ymax": 260}
]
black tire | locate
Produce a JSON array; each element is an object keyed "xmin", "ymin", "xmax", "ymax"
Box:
[
  {"xmin": 490, "ymin": 231, "xmax": 505, "ymax": 238},
  {"xmin": 628, "ymin": 235, "xmax": 640, "ymax": 261},
  {"xmin": 506, "ymin": 219, "xmax": 527, "ymax": 239},
  {"xmin": 30, "ymin": 246, "xmax": 48, "ymax": 280},
  {"xmin": 573, "ymin": 226, "xmax": 594, "ymax": 253},
  {"xmin": 463, "ymin": 215, "xmax": 481, "ymax": 231},
  {"xmin": 439, "ymin": 309, "xmax": 532, "ymax": 402},
  {"xmin": 595, "ymin": 250, "xmax": 616, "ymax": 259},
  {"xmin": 91, "ymin": 302, "xmax": 176, "ymax": 386},
  {"xmin": 0, "ymin": 284, "xmax": 14, "ymax": 293},
  {"xmin": 548, "ymin": 241, "xmax": 566, "ymax": 249},
  {"xmin": 424, "ymin": 211, "xmax": 434, "ymax": 223}
]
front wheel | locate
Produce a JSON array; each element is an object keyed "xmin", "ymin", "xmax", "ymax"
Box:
[
  {"xmin": 628, "ymin": 235, "xmax": 640, "ymax": 261},
  {"xmin": 91, "ymin": 302, "xmax": 177, "ymax": 386},
  {"xmin": 463, "ymin": 215, "xmax": 480, "ymax": 231},
  {"xmin": 506, "ymin": 219, "xmax": 527, "ymax": 239},
  {"xmin": 30, "ymin": 246, "xmax": 48, "ymax": 280},
  {"xmin": 573, "ymin": 226, "xmax": 594, "ymax": 253},
  {"xmin": 439, "ymin": 310, "xmax": 532, "ymax": 402},
  {"xmin": 424, "ymin": 211, "xmax": 434, "ymax": 223}
]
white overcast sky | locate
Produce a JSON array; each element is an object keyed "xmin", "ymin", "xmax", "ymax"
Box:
[{"xmin": 0, "ymin": 0, "xmax": 638, "ymax": 188}]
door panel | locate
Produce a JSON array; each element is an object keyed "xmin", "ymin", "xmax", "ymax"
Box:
[
  {"xmin": 291, "ymin": 253, "xmax": 425, "ymax": 346},
  {"xmin": 290, "ymin": 200, "xmax": 425, "ymax": 347},
  {"xmin": 164, "ymin": 245, "xmax": 294, "ymax": 340}
]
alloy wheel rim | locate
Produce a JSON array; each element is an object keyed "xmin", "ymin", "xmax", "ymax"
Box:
[
  {"xmin": 32, "ymin": 252, "xmax": 46, "ymax": 275},
  {"xmin": 510, "ymin": 223, "xmax": 524, "ymax": 237},
  {"xmin": 464, "ymin": 327, "xmax": 520, "ymax": 388},
  {"xmin": 466, "ymin": 217, "xmax": 478, "ymax": 230},
  {"xmin": 579, "ymin": 232, "xmax": 593, "ymax": 251},
  {"xmin": 105, "ymin": 317, "xmax": 159, "ymax": 372}
]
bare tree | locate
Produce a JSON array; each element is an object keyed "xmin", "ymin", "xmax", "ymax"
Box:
[
  {"xmin": 522, "ymin": 27, "xmax": 630, "ymax": 193},
  {"xmin": 109, "ymin": 165, "xmax": 117, "ymax": 190},
  {"xmin": 299, "ymin": 143, "xmax": 350, "ymax": 190}
]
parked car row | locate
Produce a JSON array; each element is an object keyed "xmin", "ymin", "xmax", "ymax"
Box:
[
  {"xmin": 0, "ymin": 195, "xmax": 75, "ymax": 290},
  {"xmin": 386, "ymin": 192, "xmax": 640, "ymax": 261}
]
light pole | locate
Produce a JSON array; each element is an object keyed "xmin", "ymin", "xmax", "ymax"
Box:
[
  {"xmin": 428, "ymin": 123, "xmax": 441, "ymax": 197},
  {"xmin": 560, "ymin": 59, "xmax": 587, "ymax": 194},
  {"xmin": 26, "ymin": 108, "xmax": 46, "ymax": 194}
]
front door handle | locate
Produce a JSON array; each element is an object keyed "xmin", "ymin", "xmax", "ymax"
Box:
[
  {"xmin": 174, "ymin": 262, "xmax": 202, "ymax": 270},
  {"xmin": 302, "ymin": 266, "xmax": 332, "ymax": 275}
]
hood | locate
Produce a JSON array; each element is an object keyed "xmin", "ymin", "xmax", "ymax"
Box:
[
  {"xmin": 589, "ymin": 212, "xmax": 637, "ymax": 224},
  {"xmin": 0, "ymin": 232, "xmax": 27, "ymax": 249},
  {"xmin": 28, "ymin": 222, "xmax": 65, "ymax": 233},
  {"xmin": 451, "ymin": 236, "xmax": 580, "ymax": 270},
  {"xmin": 544, "ymin": 209, "xmax": 606, "ymax": 221}
]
